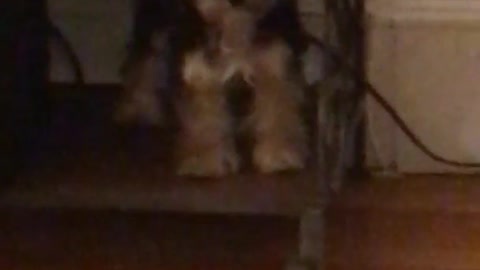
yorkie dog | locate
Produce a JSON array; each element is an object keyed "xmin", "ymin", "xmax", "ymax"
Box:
[
  {"xmin": 176, "ymin": 0, "xmax": 307, "ymax": 176},
  {"xmin": 117, "ymin": 0, "xmax": 309, "ymax": 177}
]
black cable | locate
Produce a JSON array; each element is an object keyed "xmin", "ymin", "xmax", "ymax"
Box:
[
  {"xmin": 47, "ymin": 21, "xmax": 85, "ymax": 87},
  {"xmin": 305, "ymin": 34, "xmax": 480, "ymax": 168}
]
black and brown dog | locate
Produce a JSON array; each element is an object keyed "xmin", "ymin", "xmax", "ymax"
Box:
[{"xmin": 116, "ymin": 0, "xmax": 312, "ymax": 177}]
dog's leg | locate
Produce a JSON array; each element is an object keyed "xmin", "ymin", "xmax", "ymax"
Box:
[
  {"xmin": 176, "ymin": 50, "xmax": 239, "ymax": 177},
  {"xmin": 114, "ymin": 51, "xmax": 164, "ymax": 126},
  {"xmin": 249, "ymin": 42, "xmax": 307, "ymax": 173},
  {"xmin": 114, "ymin": 31, "xmax": 170, "ymax": 126}
]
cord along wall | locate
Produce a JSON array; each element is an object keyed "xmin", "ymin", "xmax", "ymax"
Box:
[{"xmin": 366, "ymin": 0, "xmax": 480, "ymax": 173}]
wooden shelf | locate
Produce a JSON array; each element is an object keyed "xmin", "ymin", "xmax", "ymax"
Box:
[
  {"xmin": 0, "ymin": 87, "xmax": 320, "ymax": 215},
  {"xmin": 0, "ymin": 134, "xmax": 318, "ymax": 215},
  {"xmin": 1, "ymin": 166, "xmax": 316, "ymax": 216},
  {"xmin": 0, "ymin": 135, "xmax": 318, "ymax": 214}
]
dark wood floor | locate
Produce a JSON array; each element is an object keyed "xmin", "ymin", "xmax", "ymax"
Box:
[
  {"xmin": 2, "ymin": 175, "xmax": 480, "ymax": 270},
  {"xmin": 3, "ymin": 87, "xmax": 480, "ymax": 269},
  {"xmin": 327, "ymin": 175, "xmax": 480, "ymax": 270},
  {"xmin": 0, "ymin": 210, "xmax": 298, "ymax": 270}
]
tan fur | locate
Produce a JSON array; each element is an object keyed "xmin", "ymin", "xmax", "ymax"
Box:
[
  {"xmin": 193, "ymin": 0, "xmax": 231, "ymax": 24},
  {"xmin": 248, "ymin": 42, "xmax": 307, "ymax": 173},
  {"xmin": 114, "ymin": 32, "xmax": 168, "ymax": 126},
  {"xmin": 219, "ymin": 7, "xmax": 255, "ymax": 54},
  {"xmin": 178, "ymin": 41, "xmax": 306, "ymax": 176},
  {"xmin": 176, "ymin": 1, "xmax": 307, "ymax": 176},
  {"xmin": 177, "ymin": 50, "xmax": 239, "ymax": 176},
  {"xmin": 114, "ymin": 51, "xmax": 163, "ymax": 125}
]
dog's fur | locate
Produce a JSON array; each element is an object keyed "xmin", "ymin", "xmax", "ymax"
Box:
[
  {"xmin": 118, "ymin": 0, "xmax": 309, "ymax": 176},
  {"xmin": 114, "ymin": 33, "xmax": 165, "ymax": 125}
]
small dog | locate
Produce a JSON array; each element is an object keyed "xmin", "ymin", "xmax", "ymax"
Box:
[
  {"xmin": 175, "ymin": 0, "xmax": 308, "ymax": 176},
  {"xmin": 117, "ymin": 0, "xmax": 310, "ymax": 177}
]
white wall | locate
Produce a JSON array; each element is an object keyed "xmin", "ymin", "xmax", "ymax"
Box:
[
  {"xmin": 366, "ymin": 0, "xmax": 480, "ymax": 173},
  {"xmin": 48, "ymin": 0, "xmax": 132, "ymax": 84},
  {"xmin": 48, "ymin": 0, "xmax": 324, "ymax": 85}
]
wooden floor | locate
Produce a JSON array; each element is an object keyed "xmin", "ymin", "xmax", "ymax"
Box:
[
  {"xmin": 3, "ymin": 88, "xmax": 480, "ymax": 269},
  {"xmin": 0, "ymin": 210, "xmax": 299, "ymax": 270},
  {"xmin": 327, "ymin": 175, "xmax": 480, "ymax": 270},
  {"xmin": 2, "ymin": 175, "xmax": 480, "ymax": 269}
]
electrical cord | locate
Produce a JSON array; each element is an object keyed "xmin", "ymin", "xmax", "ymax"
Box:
[
  {"xmin": 305, "ymin": 33, "xmax": 480, "ymax": 168},
  {"xmin": 47, "ymin": 20, "xmax": 85, "ymax": 86}
]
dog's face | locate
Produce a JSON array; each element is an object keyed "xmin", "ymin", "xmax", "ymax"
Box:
[
  {"xmin": 191, "ymin": 0, "xmax": 259, "ymax": 54},
  {"xmin": 193, "ymin": 0, "xmax": 275, "ymax": 17},
  {"xmin": 191, "ymin": 0, "xmax": 276, "ymax": 23},
  {"xmin": 192, "ymin": 0, "xmax": 231, "ymax": 24}
]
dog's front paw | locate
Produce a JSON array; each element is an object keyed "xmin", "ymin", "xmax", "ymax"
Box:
[
  {"xmin": 113, "ymin": 99, "xmax": 164, "ymax": 126},
  {"xmin": 177, "ymin": 146, "xmax": 240, "ymax": 177},
  {"xmin": 253, "ymin": 141, "xmax": 306, "ymax": 173}
]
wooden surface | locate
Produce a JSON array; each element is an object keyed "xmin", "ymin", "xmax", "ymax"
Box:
[
  {"xmin": 0, "ymin": 210, "xmax": 298, "ymax": 270},
  {"xmin": 0, "ymin": 128, "xmax": 317, "ymax": 215},
  {"xmin": 2, "ymin": 175, "xmax": 480, "ymax": 269},
  {"xmin": 1, "ymin": 160, "xmax": 316, "ymax": 215},
  {"xmin": 0, "ymin": 86, "xmax": 319, "ymax": 215},
  {"xmin": 331, "ymin": 174, "xmax": 480, "ymax": 212},
  {"xmin": 326, "ymin": 175, "xmax": 480, "ymax": 270},
  {"xmin": 7, "ymin": 86, "xmax": 480, "ymax": 269}
]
